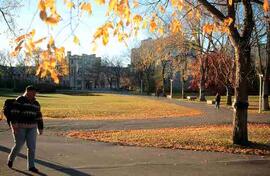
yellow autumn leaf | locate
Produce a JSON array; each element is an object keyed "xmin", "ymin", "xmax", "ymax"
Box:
[
  {"xmin": 171, "ymin": 0, "xmax": 178, "ymax": 7},
  {"xmin": 203, "ymin": 24, "xmax": 214, "ymax": 34},
  {"xmin": 196, "ymin": 10, "xmax": 201, "ymax": 19},
  {"xmin": 44, "ymin": 0, "xmax": 55, "ymax": 8},
  {"xmin": 177, "ymin": 1, "xmax": 183, "ymax": 11},
  {"xmin": 15, "ymin": 34, "xmax": 27, "ymax": 43},
  {"xmin": 49, "ymin": 36, "xmax": 55, "ymax": 46},
  {"xmin": 40, "ymin": 70, "xmax": 47, "ymax": 78},
  {"xmin": 39, "ymin": 10, "xmax": 47, "ymax": 21},
  {"xmin": 133, "ymin": 0, "xmax": 139, "ymax": 8},
  {"xmin": 223, "ymin": 17, "xmax": 233, "ymax": 27},
  {"xmin": 38, "ymin": 0, "xmax": 46, "ymax": 11},
  {"xmin": 170, "ymin": 19, "xmax": 181, "ymax": 33},
  {"xmin": 159, "ymin": 6, "xmax": 165, "ymax": 14},
  {"xmin": 102, "ymin": 34, "xmax": 109, "ymax": 45},
  {"xmin": 133, "ymin": 14, "xmax": 143, "ymax": 25},
  {"xmin": 51, "ymin": 71, "xmax": 59, "ymax": 84},
  {"xmin": 46, "ymin": 14, "xmax": 61, "ymax": 25},
  {"xmin": 73, "ymin": 35, "xmax": 80, "ymax": 45},
  {"xmin": 80, "ymin": 2, "xmax": 92, "ymax": 15},
  {"xmin": 55, "ymin": 47, "xmax": 65, "ymax": 62},
  {"xmin": 30, "ymin": 29, "xmax": 36, "ymax": 36},
  {"xmin": 10, "ymin": 40, "xmax": 24, "ymax": 57},
  {"xmin": 118, "ymin": 33, "xmax": 128, "ymax": 42},
  {"xmin": 142, "ymin": 20, "xmax": 147, "ymax": 29},
  {"xmin": 105, "ymin": 21, "xmax": 114, "ymax": 29},
  {"xmin": 149, "ymin": 18, "xmax": 157, "ymax": 32},
  {"xmin": 158, "ymin": 27, "xmax": 164, "ymax": 35},
  {"xmin": 26, "ymin": 39, "xmax": 36, "ymax": 51},
  {"xmin": 117, "ymin": 20, "xmax": 123, "ymax": 28},
  {"xmin": 66, "ymin": 1, "xmax": 75, "ymax": 9},
  {"xmin": 118, "ymin": 34, "xmax": 124, "ymax": 42},
  {"xmin": 126, "ymin": 18, "xmax": 131, "ymax": 26},
  {"xmin": 94, "ymin": 29, "xmax": 103, "ymax": 39},
  {"xmin": 95, "ymin": 0, "xmax": 105, "ymax": 5},
  {"xmin": 264, "ymin": 0, "xmax": 269, "ymax": 12},
  {"xmin": 35, "ymin": 65, "xmax": 42, "ymax": 76},
  {"xmin": 109, "ymin": 0, "xmax": 117, "ymax": 10}
]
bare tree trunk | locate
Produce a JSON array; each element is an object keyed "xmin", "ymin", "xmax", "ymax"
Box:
[
  {"xmin": 146, "ymin": 73, "xmax": 151, "ymax": 95},
  {"xmin": 161, "ymin": 61, "xmax": 167, "ymax": 96},
  {"xmin": 162, "ymin": 66, "xmax": 165, "ymax": 95},
  {"xmin": 232, "ymin": 45, "xmax": 250, "ymax": 146},
  {"xmin": 199, "ymin": 58, "xmax": 207, "ymax": 101},
  {"xmin": 226, "ymin": 85, "xmax": 232, "ymax": 106},
  {"xmin": 199, "ymin": 83, "xmax": 206, "ymax": 101},
  {"xmin": 262, "ymin": 22, "xmax": 270, "ymax": 111},
  {"xmin": 181, "ymin": 69, "xmax": 185, "ymax": 99},
  {"xmin": 262, "ymin": 79, "xmax": 269, "ymax": 110}
]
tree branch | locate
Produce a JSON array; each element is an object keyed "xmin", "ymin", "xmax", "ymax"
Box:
[
  {"xmin": 0, "ymin": 7, "xmax": 14, "ymax": 34},
  {"xmin": 197, "ymin": 0, "xmax": 226, "ymax": 21}
]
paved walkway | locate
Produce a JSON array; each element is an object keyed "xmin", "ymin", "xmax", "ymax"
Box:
[{"xmin": 0, "ymin": 96, "xmax": 269, "ymax": 176}]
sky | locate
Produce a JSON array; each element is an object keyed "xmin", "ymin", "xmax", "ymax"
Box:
[{"xmin": 0, "ymin": 0, "xmax": 149, "ymax": 65}]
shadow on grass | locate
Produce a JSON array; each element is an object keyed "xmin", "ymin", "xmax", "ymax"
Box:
[
  {"xmin": 36, "ymin": 94, "xmax": 60, "ymax": 98},
  {"xmin": 0, "ymin": 145, "xmax": 92, "ymax": 176},
  {"xmin": 247, "ymin": 141, "xmax": 270, "ymax": 150},
  {"xmin": 62, "ymin": 92, "xmax": 103, "ymax": 96},
  {"xmin": 0, "ymin": 93, "xmax": 19, "ymax": 98}
]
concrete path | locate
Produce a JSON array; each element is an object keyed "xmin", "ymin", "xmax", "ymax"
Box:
[{"xmin": 0, "ymin": 96, "xmax": 269, "ymax": 176}]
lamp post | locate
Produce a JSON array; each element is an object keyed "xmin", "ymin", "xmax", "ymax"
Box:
[
  {"xmin": 170, "ymin": 79, "xmax": 173, "ymax": 99},
  {"xmin": 258, "ymin": 74, "xmax": 263, "ymax": 113}
]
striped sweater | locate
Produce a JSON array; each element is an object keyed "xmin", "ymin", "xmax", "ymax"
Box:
[{"xmin": 11, "ymin": 96, "xmax": 43, "ymax": 130}]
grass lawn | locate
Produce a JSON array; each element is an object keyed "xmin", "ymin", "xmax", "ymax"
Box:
[
  {"xmin": 66, "ymin": 123, "xmax": 270, "ymax": 155},
  {"xmin": 174, "ymin": 94, "xmax": 270, "ymax": 114},
  {"xmin": 0, "ymin": 91, "xmax": 201, "ymax": 120},
  {"xmin": 204, "ymin": 95, "xmax": 270, "ymax": 114}
]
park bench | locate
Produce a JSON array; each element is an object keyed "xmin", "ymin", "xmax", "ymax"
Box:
[
  {"xmin": 207, "ymin": 100, "xmax": 215, "ymax": 104},
  {"xmin": 166, "ymin": 95, "xmax": 172, "ymax": 99},
  {"xmin": 187, "ymin": 96, "xmax": 197, "ymax": 100}
]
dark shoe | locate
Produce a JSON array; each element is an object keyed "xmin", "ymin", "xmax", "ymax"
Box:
[
  {"xmin": 7, "ymin": 160, "xmax": 13, "ymax": 168},
  {"xmin": 28, "ymin": 167, "xmax": 39, "ymax": 173}
]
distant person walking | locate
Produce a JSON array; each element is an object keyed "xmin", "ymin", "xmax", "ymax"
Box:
[
  {"xmin": 215, "ymin": 92, "xmax": 221, "ymax": 109},
  {"xmin": 6, "ymin": 85, "xmax": 43, "ymax": 173}
]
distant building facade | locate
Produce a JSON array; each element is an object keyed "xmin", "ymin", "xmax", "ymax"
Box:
[{"xmin": 67, "ymin": 51, "xmax": 101, "ymax": 90}]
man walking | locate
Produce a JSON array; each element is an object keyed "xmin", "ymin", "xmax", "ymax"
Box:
[
  {"xmin": 7, "ymin": 85, "xmax": 43, "ymax": 173},
  {"xmin": 215, "ymin": 92, "xmax": 221, "ymax": 109}
]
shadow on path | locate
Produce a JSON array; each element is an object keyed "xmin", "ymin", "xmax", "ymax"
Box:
[{"xmin": 0, "ymin": 145, "xmax": 91, "ymax": 176}]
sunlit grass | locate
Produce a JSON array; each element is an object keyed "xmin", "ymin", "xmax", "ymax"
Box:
[
  {"xmin": 204, "ymin": 95, "xmax": 270, "ymax": 114},
  {"xmin": 0, "ymin": 92, "xmax": 201, "ymax": 120},
  {"xmin": 66, "ymin": 123, "xmax": 270, "ymax": 155}
]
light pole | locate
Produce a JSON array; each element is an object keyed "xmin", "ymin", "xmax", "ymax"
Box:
[
  {"xmin": 170, "ymin": 79, "xmax": 173, "ymax": 99},
  {"xmin": 259, "ymin": 74, "xmax": 263, "ymax": 113}
]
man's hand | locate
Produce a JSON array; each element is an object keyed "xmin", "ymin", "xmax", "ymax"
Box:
[
  {"xmin": 11, "ymin": 126, "xmax": 19, "ymax": 134},
  {"xmin": 38, "ymin": 129, "xmax": 43, "ymax": 135}
]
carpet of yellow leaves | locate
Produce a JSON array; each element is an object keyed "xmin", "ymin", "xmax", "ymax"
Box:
[{"xmin": 66, "ymin": 123, "xmax": 270, "ymax": 155}]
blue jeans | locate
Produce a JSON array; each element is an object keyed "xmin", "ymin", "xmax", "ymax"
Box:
[
  {"xmin": 215, "ymin": 101, "xmax": 220, "ymax": 109},
  {"xmin": 8, "ymin": 127, "xmax": 37, "ymax": 169}
]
